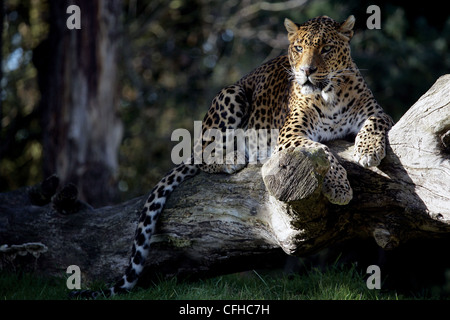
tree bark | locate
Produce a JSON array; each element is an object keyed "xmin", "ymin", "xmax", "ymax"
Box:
[
  {"xmin": 34, "ymin": 0, "xmax": 123, "ymax": 207},
  {"xmin": 1, "ymin": 75, "xmax": 449, "ymax": 287}
]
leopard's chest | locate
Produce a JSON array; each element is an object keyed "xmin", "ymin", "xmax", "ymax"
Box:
[
  {"xmin": 313, "ymin": 112, "xmax": 355, "ymax": 142},
  {"xmin": 306, "ymin": 93, "xmax": 360, "ymax": 142}
]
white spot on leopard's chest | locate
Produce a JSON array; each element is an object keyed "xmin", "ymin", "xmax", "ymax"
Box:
[{"xmin": 321, "ymin": 87, "xmax": 337, "ymax": 106}]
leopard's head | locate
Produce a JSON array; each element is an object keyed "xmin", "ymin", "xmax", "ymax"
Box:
[{"xmin": 285, "ymin": 15, "xmax": 355, "ymax": 96}]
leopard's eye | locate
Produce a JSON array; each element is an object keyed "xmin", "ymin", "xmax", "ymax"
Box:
[
  {"xmin": 321, "ymin": 45, "xmax": 333, "ymax": 54},
  {"xmin": 294, "ymin": 46, "xmax": 303, "ymax": 53}
]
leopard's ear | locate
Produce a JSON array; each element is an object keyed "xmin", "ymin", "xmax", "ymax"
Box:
[
  {"xmin": 338, "ymin": 15, "xmax": 355, "ymax": 41},
  {"xmin": 284, "ymin": 18, "xmax": 299, "ymax": 40}
]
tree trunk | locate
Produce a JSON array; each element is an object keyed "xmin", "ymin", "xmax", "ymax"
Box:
[
  {"xmin": 1, "ymin": 75, "xmax": 449, "ymax": 287},
  {"xmin": 34, "ymin": 0, "xmax": 123, "ymax": 206}
]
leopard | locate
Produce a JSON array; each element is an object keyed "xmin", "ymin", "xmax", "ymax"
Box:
[{"xmin": 70, "ymin": 15, "xmax": 393, "ymax": 298}]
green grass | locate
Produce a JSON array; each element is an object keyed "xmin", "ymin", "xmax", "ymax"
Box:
[
  {"xmin": 0, "ymin": 264, "xmax": 443, "ymax": 300},
  {"xmin": 0, "ymin": 271, "xmax": 69, "ymax": 300},
  {"xmin": 117, "ymin": 266, "xmax": 395, "ymax": 300}
]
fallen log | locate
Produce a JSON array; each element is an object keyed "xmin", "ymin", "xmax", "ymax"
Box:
[{"xmin": 1, "ymin": 75, "xmax": 449, "ymax": 287}]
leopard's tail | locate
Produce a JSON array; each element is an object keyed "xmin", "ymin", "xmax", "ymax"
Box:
[{"xmin": 69, "ymin": 162, "xmax": 200, "ymax": 299}]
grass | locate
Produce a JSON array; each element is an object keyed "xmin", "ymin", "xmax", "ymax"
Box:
[
  {"xmin": 117, "ymin": 266, "xmax": 394, "ymax": 300},
  {"xmin": 2, "ymin": 263, "xmax": 443, "ymax": 300},
  {"xmin": 1, "ymin": 270, "xmax": 68, "ymax": 300}
]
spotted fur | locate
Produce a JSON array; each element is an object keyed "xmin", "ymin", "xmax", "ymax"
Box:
[{"xmin": 70, "ymin": 15, "xmax": 393, "ymax": 298}]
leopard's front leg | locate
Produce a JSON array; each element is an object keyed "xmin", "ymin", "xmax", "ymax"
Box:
[
  {"xmin": 276, "ymin": 136, "xmax": 353, "ymax": 205},
  {"xmin": 353, "ymin": 113, "xmax": 394, "ymax": 168}
]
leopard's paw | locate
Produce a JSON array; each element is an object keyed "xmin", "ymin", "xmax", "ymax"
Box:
[
  {"xmin": 353, "ymin": 118, "xmax": 388, "ymax": 168},
  {"xmin": 353, "ymin": 142, "xmax": 385, "ymax": 168},
  {"xmin": 223, "ymin": 151, "xmax": 247, "ymax": 174},
  {"xmin": 322, "ymin": 175, "xmax": 353, "ymax": 205}
]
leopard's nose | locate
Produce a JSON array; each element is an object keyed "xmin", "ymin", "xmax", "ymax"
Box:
[{"xmin": 301, "ymin": 66, "xmax": 317, "ymax": 77}]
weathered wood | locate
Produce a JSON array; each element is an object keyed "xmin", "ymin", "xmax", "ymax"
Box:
[{"xmin": 1, "ymin": 75, "xmax": 449, "ymax": 287}]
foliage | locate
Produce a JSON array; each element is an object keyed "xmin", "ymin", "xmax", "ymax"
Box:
[
  {"xmin": 2, "ymin": 0, "xmax": 450, "ymax": 200},
  {"xmin": 1, "ymin": 0, "xmax": 48, "ymax": 190}
]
